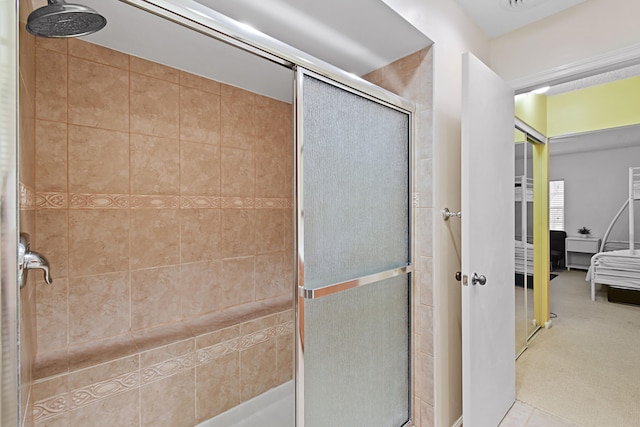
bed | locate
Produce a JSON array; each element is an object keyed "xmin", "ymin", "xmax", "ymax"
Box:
[{"xmin": 587, "ymin": 167, "xmax": 640, "ymax": 300}]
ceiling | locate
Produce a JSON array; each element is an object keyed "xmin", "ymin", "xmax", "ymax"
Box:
[
  {"xmin": 454, "ymin": 0, "xmax": 588, "ymax": 38},
  {"xmin": 76, "ymin": 0, "xmax": 431, "ymax": 102}
]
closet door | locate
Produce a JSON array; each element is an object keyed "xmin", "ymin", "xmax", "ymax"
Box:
[{"xmin": 294, "ymin": 68, "xmax": 413, "ymax": 427}]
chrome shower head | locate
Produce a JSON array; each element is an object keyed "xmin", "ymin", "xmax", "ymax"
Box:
[{"xmin": 26, "ymin": 0, "xmax": 106, "ymax": 38}]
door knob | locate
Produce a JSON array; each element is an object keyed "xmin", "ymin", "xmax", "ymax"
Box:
[
  {"xmin": 455, "ymin": 271, "xmax": 462, "ymax": 281},
  {"xmin": 471, "ymin": 272, "xmax": 486, "ymax": 286}
]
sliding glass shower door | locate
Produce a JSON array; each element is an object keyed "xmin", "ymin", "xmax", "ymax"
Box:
[{"xmin": 295, "ymin": 68, "xmax": 413, "ymax": 427}]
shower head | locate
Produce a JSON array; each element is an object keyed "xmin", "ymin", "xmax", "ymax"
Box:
[{"xmin": 26, "ymin": 0, "xmax": 106, "ymax": 38}]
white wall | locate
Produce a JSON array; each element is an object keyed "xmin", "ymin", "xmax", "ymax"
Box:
[
  {"xmin": 550, "ymin": 145, "xmax": 640, "ymax": 244},
  {"xmin": 381, "ymin": 1, "xmax": 489, "ymax": 426},
  {"xmin": 490, "ymin": 0, "xmax": 640, "ymax": 84}
]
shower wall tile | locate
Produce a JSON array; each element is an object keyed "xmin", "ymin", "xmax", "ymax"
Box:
[
  {"xmin": 180, "ymin": 209, "xmax": 220, "ymax": 263},
  {"xmin": 130, "ymin": 209, "xmax": 180, "ymax": 269},
  {"xmin": 179, "ymin": 141, "xmax": 220, "ymax": 196},
  {"xmin": 240, "ymin": 339, "xmax": 278, "ymax": 401},
  {"xmin": 19, "ymin": 83, "xmax": 36, "ymax": 188},
  {"xmin": 35, "ymin": 47, "xmax": 67, "ymax": 122},
  {"xmin": 130, "ymin": 56, "xmax": 179, "ymax": 83},
  {"xmin": 179, "ymin": 86, "xmax": 221, "ymax": 145},
  {"xmin": 68, "ymin": 209, "xmax": 129, "ymax": 277},
  {"xmin": 68, "ymin": 272, "xmax": 130, "ymax": 345},
  {"xmin": 180, "ymin": 70, "xmax": 221, "ymax": 94},
  {"xmin": 140, "ymin": 369, "xmax": 196, "ymax": 427},
  {"xmin": 131, "ymin": 266, "xmax": 182, "ymax": 330},
  {"xmin": 221, "ymin": 84, "xmax": 256, "ymax": 150},
  {"xmin": 68, "ymin": 125, "xmax": 129, "ymax": 194},
  {"xmin": 130, "ymin": 134, "xmax": 180, "ymax": 195},
  {"xmin": 220, "ymin": 257, "xmax": 255, "ymax": 309},
  {"xmin": 255, "ymin": 209, "xmax": 284, "ymax": 254},
  {"xmin": 68, "ymin": 39, "xmax": 129, "ymax": 70},
  {"xmin": 68, "ymin": 57, "xmax": 129, "ymax": 131},
  {"xmin": 130, "ymin": 73, "xmax": 180, "ymax": 139},
  {"xmin": 33, "ymin": 40, "xmax": 295, "ymax": 425},
  {"xmin": 220, "ymin": 209, "xmax": 255, "ymax": 258},
  {"xmin": 221, "ymin": 147, "xmax": 255, "ymax": 197},
  {"xmin": 181, "ymin": 261, "xmax": 222, "ymax": 318},
  {"xmin": 196, "ymin": 353, "xmax": 240, "ymax": 422},
  {"xmin": 35, "ymin": 120, "xmax": 67, "ymax": 192},
  {"xmin": 35, "ymin": 278, "xmax": 68, "ymax": 353}
]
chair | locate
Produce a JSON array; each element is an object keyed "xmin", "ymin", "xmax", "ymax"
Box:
[{"xmin": 550, "ymin": 230, "xmax": 567, "ymax": 271}]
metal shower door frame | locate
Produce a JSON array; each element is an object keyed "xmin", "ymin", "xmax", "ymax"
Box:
[{"xmin": 294, "ymin": 66, "xmax": 415, "ymax": 426}]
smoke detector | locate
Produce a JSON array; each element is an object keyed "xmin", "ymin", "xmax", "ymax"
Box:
[{"xmin": 501, "ymin": 0, "xmax": 549, "ymax": 11}]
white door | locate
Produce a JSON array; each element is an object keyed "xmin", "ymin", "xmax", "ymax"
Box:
[{"xmin": 461, "ymin": 52, "xmax": 515, "ymax": 427}]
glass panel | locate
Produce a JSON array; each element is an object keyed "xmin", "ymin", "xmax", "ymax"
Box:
[
  {"xmin": 304, "ymin": 274, "xmax": 410, "ymax": 427},
  {"xmin": 302, "ymin": 76, "xmax": 409, "ymax": 290}
]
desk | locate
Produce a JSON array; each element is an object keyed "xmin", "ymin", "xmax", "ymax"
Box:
[{"xmin": 565, "ymin": 236, "xmax": 601, "ymax": 270}]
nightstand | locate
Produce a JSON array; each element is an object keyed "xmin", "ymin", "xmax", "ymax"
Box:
[{"xmin": 565, "ymin": 236, "xmax": 601, "ymax": 270}]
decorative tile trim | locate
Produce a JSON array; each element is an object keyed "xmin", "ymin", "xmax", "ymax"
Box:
[
  {"xmin": 36, "ymin": 192, "xmax": 67, "ymax": 209},
  {"xmin": 20, "ymin": 182, "xmax": 36, "ymax": 210},
  {"xmin": 70, "ymin": 193, "xmax": 130, "ymax": 209},
  {"xmin": 181, "ymin": 196, "xmax": 221, "ymax": 209},
  {"xmin": 33, "ymin": 392, "xmax": 68, "ymax": 422},
  {"xmin": 196, "ymin": 337, "xmax": 241, "ymax": 365},
  {"xmin": 141, "ymin": 353, "xmax": 195, "ymax": 385},
  {"xmin": 131, "ymin": 195, "xmax": 180, "ymax": 209},
  {"xmin": 33, "ymin": 192, "xmax": 292, "ymax": 210},
  {"xmin": 70, "ymin": 371, "xmax": 139, "ymax": 410},
  {"xmin": 412, "ymin": 192, "xmax": 419, "ymax": 207}
]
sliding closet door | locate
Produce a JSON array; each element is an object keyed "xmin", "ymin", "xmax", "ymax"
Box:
[{"xmin": 294, "ymin": 68, "xmax": 413, "ymax": 427}]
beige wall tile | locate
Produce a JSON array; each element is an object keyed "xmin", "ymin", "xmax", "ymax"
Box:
[
  {"xmin": 240, "ymin": 339, "xmax": 278, "ymax": 401},
  {"xmin": 36, "ymin": 209, "xmax": 68, "ymax": 279},
  {"xmin": 68, "ymin": 125, "xmax": 129, "ymax": 194},
  {"xmin": 131, "ymin": 134, "xmax": 179, "ymax": 195},
  {"xmin": 68, "ymin": 209, "xmax": 129, "ymax": 277},
  {"xmin": 220, "ymin": 257, "xmax": 255, "ymax": 309},
  {"xmin": 240, "ymin": 313, "xmax": 277, "ymax": 336},
  {"xmin": 35, "ymin": 37, "xmax": 67, "ymax": 54},
  {"xmin": 67, "ymin": 335, "xmax": 137, "ymax": 371},
  {"xmin": 130, "ymin": 56, "xmax": 179, "ymax": 83},
  {"xmin": 181, "ymin": 260, "xmax": 221, "ymax": 318},
  {"xmin": 418, "ymin": 256, "xmax": 434, "ymax": 307},
  {"xmin": 132, "ymin": 322, "xmax": 193, "ymax": 353},
  {"xmin": 35, "ymin": 120, "xmax": 67, "ymax": 192},
  {"xmin": 255, "ymin": 209, "xmax": 284, "ymax": 254},
  {"xmin": 20, "ymin": 84, "xmax": 36, "ymax": 188},
  {"xmin": 220, "ymin": 147, "xmax": 254, "ymax": 197},
  {"xmin": 255, "ymin": 150, "xmax": 287, "ymax": 199},
  {"xmin": 36, "ymin": 278, "xmax": 68, "ymax": 352},
  {"xmin": 130, "ymin": 209, "xmax": 180, "ymax": 269},
  {"xmin": 34, "ymin": 413, "xmax": 69, "ymax": 427},
  {"xmin": 68, "ymin": 57, "xmax": 129, "ymax": 131},
  {"xmin": 221, "ymin": 84, "xmax": 255, "ymax": 150},
  {"xmin": 180, "ymin": 141, "xmax": 220, "ymax": 196},
  {"xmin": 195, "ymin": 325, "xmax": 239, "ymax": 350},
  {"xmin": 130, "ymin": 73, "xmax": 179, "ymax": 139},
  {"xmin": 68, "ymin": 39, "xmax": 129, "ymax": 70},
  {"xmin": 68, "ymin": 272, "xmax": 129, "ymax": 345},
  {"xmin": 140, "ymin": 339, "xmax": 194, "ymax": 368},
  {"xmin": 255, "ymin": 95, "xmax": 290, "ymax": 154},
  {"xmin": 34, "ymin": 349, "xmax": 69, "ymax": 380},
  {"xmin": 68, "ymin": 355, "xmax": 138, "ymax": 390},
  {"xmin": 180, "ymin": 86, "xmax": 220, "ymax": 145},
  {"xmin": 220, "ymin": 209, "xmax": 255, "ymax": 258},
  {"xmin": 255, "ymin": 252, "xmax": 288, "ymax": 301},
  {"xmin": 180, "ymin": 71, "xmax": 221, "ymax": 94},
  {"xmin": 68, "ymin": 389, "xmax": 138, "ymax": 427},
  {"xmin": 420, "ymin": 353, "xmax": 434, "ymax": 406},
  {"xmin": 180, "ymin": 209, "xmax": 220, "ymax": 263},
  {"xmin": 276, "ymin": 333, "xmax": 293, "ymax": 383},
  {"xmin": 131, "ymin": 266, "xmax": 182, "ymax": 330},
  {"xmin": 196, "ymin": 353, "xmax": 240, "ymax": 422},
  {"xmin": 140, "ymin": 369, "xmax": 195, "ymax": 427},
  {"xmin": 35, "ymin": 47, "xmax": 67, "ymax": 122}
]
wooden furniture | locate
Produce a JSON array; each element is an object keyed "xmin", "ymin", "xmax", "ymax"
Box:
[{"xmin": 565, "ymin": 236, "xmax": 601, "ymax": 270}]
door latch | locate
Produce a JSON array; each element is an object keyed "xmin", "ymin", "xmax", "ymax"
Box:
[{"xmin": 471, "ymin": 272, "xmax": 486, "ymax": 286}]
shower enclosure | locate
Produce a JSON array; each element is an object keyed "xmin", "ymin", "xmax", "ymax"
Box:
[{"xmin": 8, "ymin": 0, "xmax": 421, "ymax": 426}]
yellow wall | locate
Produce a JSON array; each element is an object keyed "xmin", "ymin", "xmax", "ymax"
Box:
[
  {"xmin": 515, "ymin": 93, "xmax": 548, "ymax": 135},
  {"xmin": 547, "ymin": 75, "xmax": 640, "ymax": 136}
]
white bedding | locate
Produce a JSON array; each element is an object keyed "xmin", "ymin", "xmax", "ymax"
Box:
[{"xmin": 587, "ymin": 250, "xmax": 640, "ymax": 300}]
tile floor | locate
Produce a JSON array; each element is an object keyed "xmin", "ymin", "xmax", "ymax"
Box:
[{"xmin": 499, "ymin": 401, "xmax": 578, "ymax": 427}]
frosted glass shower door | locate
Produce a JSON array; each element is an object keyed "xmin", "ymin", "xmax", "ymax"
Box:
[{"xmin": 295, "ymin": 69, "xmax": 413, "ymax": 427}]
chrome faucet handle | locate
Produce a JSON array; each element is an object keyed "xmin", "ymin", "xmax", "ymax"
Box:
[
  {"xmin": 18, "ymin": 232, "xmax": 53, "ymax": 288},
  {"xmin": 24, "ymin": 251, "xmax": 53, "ymax": 285}
]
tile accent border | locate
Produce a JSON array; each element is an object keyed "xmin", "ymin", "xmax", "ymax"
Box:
[
  {"xmin": 30, "ymin": 189, "xmax": 292, "ymax": 210},
  {"xmin": 32, "ymin": 314, "xmax": 293, "ymax": 423}
]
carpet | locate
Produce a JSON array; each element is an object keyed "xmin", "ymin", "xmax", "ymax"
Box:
[{"xmin": 515, "ymin": 272, "xmax": 557, "ymax": 289}]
